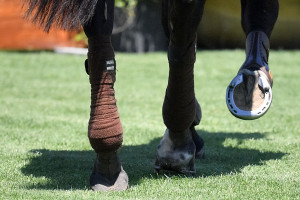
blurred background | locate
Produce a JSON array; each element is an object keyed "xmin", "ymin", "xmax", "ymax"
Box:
[{"xmin": 0, "ymin": 0, "xmax": 299, "ymax": 52}]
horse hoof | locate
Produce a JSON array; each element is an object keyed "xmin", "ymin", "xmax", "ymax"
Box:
[
  {"xmin": 90, "ymin": 153, "xmax": 129, "ymax": 192},
  {"xmin": 226, "ymin": 31, "xmax": 273, "ymax": 120},
  {"xmin": 90, "ymin": 167, "xmax": 129, "ymax": 192},
  {"xmin": 154, "ymin": 129, "xmax": 196, "ymax": 175},
  {"xmin": 226, "ymin": 69, "xmax": 273, "ymax": 120}
]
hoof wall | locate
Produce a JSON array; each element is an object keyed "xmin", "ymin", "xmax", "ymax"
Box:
[{"xmin": 90, "ymin": 168, "xmax": 129, "ymax": 192}]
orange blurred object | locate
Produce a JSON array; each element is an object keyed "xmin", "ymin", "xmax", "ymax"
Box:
[{"xmin": 0, "ymin": 0, "xmax": 84, "ymax": 50}]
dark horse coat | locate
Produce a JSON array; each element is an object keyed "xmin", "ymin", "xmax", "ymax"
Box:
[{"xmin": 24, "ymin": 0, "xmax": 100, "ymax": 31}]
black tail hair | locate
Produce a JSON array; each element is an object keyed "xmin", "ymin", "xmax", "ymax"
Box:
[{"xmin": 24, "ymin": 0, "xmax": 99, "ymax": 31}]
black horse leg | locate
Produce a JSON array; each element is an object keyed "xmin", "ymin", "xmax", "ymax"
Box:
[
  {"xmin": 155, "ymin": 0, "xmax": 206, "ymax": 175},
  {"xmin": 83, "ymin": 0, "xmax": 128, "ymax": 192},
  {"xmin": 241, "ymin": 0, "xmax": 279, "ymax": 38}
]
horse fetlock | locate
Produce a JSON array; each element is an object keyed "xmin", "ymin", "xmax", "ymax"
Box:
[
  {"xmin": 89, "ymin": 135, "xmax": 123, "ymax": 154},
  {"xmin": 154, "ymin": 129, "xmax": 196, "ymax": 175},
  {"xmin": 90, "ymin": 153, "xmax": 129, "ymax": 192}
]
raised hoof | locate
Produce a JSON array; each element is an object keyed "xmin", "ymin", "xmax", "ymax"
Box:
[
  {"xmin": 154, "ymin": 129, "xmax": 196, "ymax": 175},
  {"xmin": 90, "ymin": 167, "xmax": 129, "ymax": 192},
  {"xmin": 226, "ymin": 31, "xmax": 273, "ymax": 120},
  {"xmin": 226, "ymin": 69, "xmax": 272, "ymax": 120}
]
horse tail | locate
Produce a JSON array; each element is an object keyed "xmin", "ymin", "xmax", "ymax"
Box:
[{"xmin": 23, "ymin": 0, "xmax": 99, "ymax": 31}]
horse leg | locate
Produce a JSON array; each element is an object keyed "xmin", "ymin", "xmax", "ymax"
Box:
[
  {"xmin": 226, "ymin": 0, "xmax": 279, "ymax": 119},
  {"xmin": 83, "ymin": 0, "xmax": 128, "ymax": 191},
  {"xmin": 23, "ymin": 0, "xmax": 128, "ymax": 191},
  {"xmin": 154, "ymin": 0, "xmax": 206, "ymax": 175}
]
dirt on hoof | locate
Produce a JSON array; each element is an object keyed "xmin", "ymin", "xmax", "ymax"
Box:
[{"xmin": 154, "ymin": 129, "xmax": 196, "ymax": 175}]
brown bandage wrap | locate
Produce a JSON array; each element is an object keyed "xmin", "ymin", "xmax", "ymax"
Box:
[
  {"xmin": 87, "ymin": 36, "xmax": 123, "ymax": 153},
  {"xmin": 162, "ymin": 41, "xmax": 197, "ymax": 132}
]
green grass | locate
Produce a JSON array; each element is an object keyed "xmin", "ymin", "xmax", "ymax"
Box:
[{"xmin": 0, "ymin": 50, "xmax": 299, "ymax": 200}]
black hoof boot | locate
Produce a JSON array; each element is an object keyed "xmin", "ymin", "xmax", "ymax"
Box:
[
  {"xmin": 90, "ymin": 152, "xmax": 129, "ymax": 192},
  {"xmin": 154, "ymin": 129, "xmax": 196, "ymax": 175}
]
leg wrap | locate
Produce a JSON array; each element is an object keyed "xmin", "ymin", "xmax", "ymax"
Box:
[
  {"xmin": 241, "ymin": 0, "xmax": 279, "ymax": 37},
  {"xmin": 161, "ymin": 0, "xmax": 205, "ymax": 132},
  {"xmin": 162, "ymin": 40, "xmax": 197, "ymax": 132},
  {"xmin": 87, "ymin": 36, "xmax": 123, "ymax": 153}
]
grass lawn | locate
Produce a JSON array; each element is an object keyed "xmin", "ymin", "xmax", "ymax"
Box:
[{"xmin": 0, "ymin": 50, "xmax": 299, "ymax": 199}]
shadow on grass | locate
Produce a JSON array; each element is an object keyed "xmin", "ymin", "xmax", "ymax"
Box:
[{"xmin": 21, "ymin": 130, "xmax": 286, "ymax": 190}]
